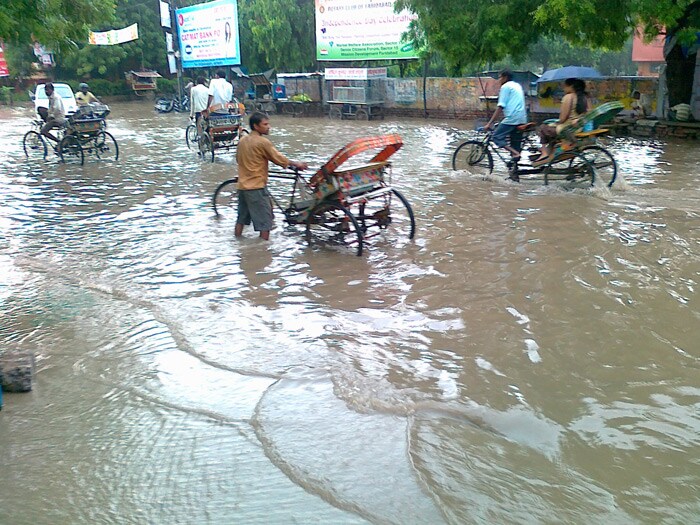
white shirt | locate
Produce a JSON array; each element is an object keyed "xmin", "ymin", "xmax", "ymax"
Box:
[
  {"xmin": 48, "ymin": 92, "xmax": 66, "ymax": 123},
  {"xmin": 190, "ymin": 84, "xmax": 209, "ymax": 116},
  {"xmin": 208, "ymin": 77, "xmax": 233, "ymax": 107}
]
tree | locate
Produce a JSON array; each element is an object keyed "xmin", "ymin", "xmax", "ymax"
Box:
[
  {"xmin": 397, "ymin": 0, "xmax": 699, "ymax": 105},
  {"xmin": 0, "ymin": 0, "xmax": 115, "ymax": 55},
  {"xmin": 238, "ymin": 0, "xmax": 316, "ymax": 72}
]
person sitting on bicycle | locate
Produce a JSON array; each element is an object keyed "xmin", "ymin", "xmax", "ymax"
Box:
[
  {"xmin": 483, "ymin": 69, "xmax": 527, "ymax": 161},
  {"xmin": 75, "ymin": 83, "xmax": 99, "ymax": 106},
  {"xmin": 207, "ymin": 69, "xmax": 234, "ymax": 114},
  {"xmin": 40, "ymin": 83, "xmax": 66, "ymax": 145},
  {"xmin": 190, "ymin": 77, "xmax": 209, "ymax": 133}
]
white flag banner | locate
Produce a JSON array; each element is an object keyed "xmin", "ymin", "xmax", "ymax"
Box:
[{"xmin": 89, "ymin": 23, "xmax": 139, "ymax": 45}]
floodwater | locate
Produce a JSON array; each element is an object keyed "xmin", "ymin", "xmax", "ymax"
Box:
[{"xmin": 1, "ymin": 101, "xmax": 698, "ymax": 524}]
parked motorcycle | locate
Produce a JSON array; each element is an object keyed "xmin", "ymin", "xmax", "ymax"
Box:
[{"xmin": 155, "ymin": 94, "xmax": 190, "ymax": 114}]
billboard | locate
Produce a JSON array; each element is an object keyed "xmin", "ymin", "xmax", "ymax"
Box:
[
  {"xmin": 176, "ymin": 0, "xmax": 240, "ymax": 69},
  {"xmin": 315, "ymin": 0, "xmax": 418, "ymax": 61}
]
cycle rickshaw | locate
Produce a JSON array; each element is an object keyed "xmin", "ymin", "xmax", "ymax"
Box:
[
  {"xmin": 193, "ymin": 102, "xmax": 247, "ymax": 162},
  {"xmin": 452, "ymin": 101, "xmax": 623, "ymax": 187},
  {"xmin": 23, "ymin": 103, "xmax": 118, "ymax": 165},
  {"xmin": 212, "ymin": 134, "xmax": 415, "ymax": 256}
]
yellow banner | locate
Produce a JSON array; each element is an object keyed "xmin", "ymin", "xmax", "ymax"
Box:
[{"xmin": 89, "ymin": 23, "xmax": 139, "ymax": 45}]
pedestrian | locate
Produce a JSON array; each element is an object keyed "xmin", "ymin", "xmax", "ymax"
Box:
[
  {"xmin": 483, "ymin": 70, "xmax": 528, "ymax": 162},
  {"xmin": 235, "ymin": 112, "xmax": 308, "ymax": 240}
]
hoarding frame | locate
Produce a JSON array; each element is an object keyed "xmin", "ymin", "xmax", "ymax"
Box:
[{"xmin": 176, "ymin": 0, "xmax": 241, "ymax": 69}]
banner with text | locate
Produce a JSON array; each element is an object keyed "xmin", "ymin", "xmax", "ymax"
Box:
[
  {"xmin": 315, "ymin": 0, "xmax": 418, "ymax": 60},
  {"xmin": 176, "ymin": 0, "xmax": 240, "ymax": 69},
  {"xmin": 89, "ymin": 23, "xmax": 139, "ymax": 45}
]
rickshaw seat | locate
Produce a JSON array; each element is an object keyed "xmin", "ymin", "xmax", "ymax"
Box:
[{"xmin": 574, "ymin": 128, "xmax": 609, "ymax": 138}]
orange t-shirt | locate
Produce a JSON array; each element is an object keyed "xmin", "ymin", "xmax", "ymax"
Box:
[{"xmin": 236, "ymin": 131, "xmax": 289, "ymax": 190}]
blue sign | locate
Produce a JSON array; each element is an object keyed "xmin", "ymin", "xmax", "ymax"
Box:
[{"xmin": 176, "ymin": 0, "xmax": 240, "ymax": 69}]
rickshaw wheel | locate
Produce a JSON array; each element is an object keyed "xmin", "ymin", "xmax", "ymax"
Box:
[
  {"xmin": 59, "ymin": 135, "xmax": 85, "ymax": 166},
  {"xmin": 354, "ymin": 108, "xmax": 369, "ymax": 120},
  {"xmin": 580, "ymin": 145, "xmax": 617, "ymax": 188},
  {"xmin": 329, "ymin": 107, "xmax": 342, "ymax": 120},
  {"xmin": 23, "ymin": 131, "xmax": 47, "ymax": 161},
  {"xmin": 185, "ymin": 124, "xmax": 198, "ymax": 150},
  {"xmin": 212, "ymin": 177, "xmax": 239, "ymax": 217},
  {"xmin": 543, "ymin": 152, "xmax": 595, "ymax": 186},
  {"xmin": 95, "ymin": 131, "xmax": 119, "ymax": 161},
  {"xmin": 390, "ymin": 189, "xmax": 416, "ymax": 239},
  {"xmin": 306, "ymin": 201, "xmax": 364, "ymax": 256},
  {"xmin": 452, "ymin": 140, "xmax": 493, "ymax": 175}
]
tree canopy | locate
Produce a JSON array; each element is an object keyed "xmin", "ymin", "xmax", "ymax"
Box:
[
  {"xmin": 396, "ymin": 0, "xmax": 700, "ymax": 72},
  {"xmin": 0, "ymin": 0, "xmax": 116, "ymax": 54}
]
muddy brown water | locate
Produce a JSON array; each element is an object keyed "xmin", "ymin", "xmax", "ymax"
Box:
[{"xmin": 1, "ymin": 101, "xmax": 698, "ymax": 524}]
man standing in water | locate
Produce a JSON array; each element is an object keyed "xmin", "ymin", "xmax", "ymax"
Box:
[
  {"xmin": 235, "ymin": 112, "xmax": 308, "ymax": 240},
  {"xmin": 483, "ymin": 70, "xmax": 527, "ymax": 165}
]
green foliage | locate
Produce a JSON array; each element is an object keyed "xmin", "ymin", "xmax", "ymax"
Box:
[
  {"xmin": 0, "ymin": 0, "xmax": 116, "ymax": 55},
  {"xmin": 3, "ymin": 42, "xmax": 37, "ymax": 79},
  {"xmin": 55, "ymin": 0, "xmax": 168, "ymax": 81},
  {"xmin": 397, "ymin": 0, "xmax": 699, "ymax": 71},
  {"xmin": 239, "ymin": 0, "xmax": 316, "ymax": 72},
  {"xmin": 156, "ymin": 78, "xmax": 177, "ymax": 94},
  {"xmin": 75, "ymin": 78, "xmax": 131, "ymax": 96}
]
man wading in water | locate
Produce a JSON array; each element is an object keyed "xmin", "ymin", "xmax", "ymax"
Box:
[{"xmin": 235, "ymin": 112, "xmax": 308, "ymax": 240}]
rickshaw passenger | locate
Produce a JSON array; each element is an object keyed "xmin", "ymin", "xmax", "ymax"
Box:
[
  {"xmin": 484, "ymin": 69, "xmax": 527, "ymax": 160},
  {"xmin": 207, "ymin": 69, "xmax": 233, "ymax": 114},
  {"xmin": 535, "ymin": 78, "xmax": 590, "ymax": 163},
  {"xmin": 235, "ymin": 112, "xmax": 308, "ymax": 241}
]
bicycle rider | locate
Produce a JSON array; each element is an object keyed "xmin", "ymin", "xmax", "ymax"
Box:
[
  {"xmin": 190, "ymin": 76, "xmax": 209, "ymax": 135},
  {"xmin": 40, "ymin": 83, "xmax": 66, "ymax": 147},
  {"xmin": 483, "ymin": 70, "xmax": 527, "ymax": 166}
]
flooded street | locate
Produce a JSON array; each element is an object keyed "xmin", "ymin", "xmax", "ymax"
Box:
[{"xmin": 1, "ymin": 101, "xmax": 699, "ymax": 524}]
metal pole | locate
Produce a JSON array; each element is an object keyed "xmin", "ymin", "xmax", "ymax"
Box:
[{"xmin": 169, "ymin": 0, "xmax": 184, "ymax": 101}]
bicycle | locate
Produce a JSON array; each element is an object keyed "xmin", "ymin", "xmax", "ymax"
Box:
[{"xmin": 452, "ymin": 123, "xmax": 609, "ymax": 187}]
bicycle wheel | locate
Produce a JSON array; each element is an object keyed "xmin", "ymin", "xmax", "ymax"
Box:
[
  {"xmin": 543, "ymin": 151, "xmax": 595, "ymax": 186},
  {"xmin": 185, "ymin": 125, "xmax": 198, "ymax": 150},
  {"xmin": 212, "ymin": 177, "xmax": 239, "ymax": 217},
  {"xmin": 306, "ymin": 201, "xmax": 363, "ymax": 256},
  {"xmin": 452, "ymin": 140, "xmax": 494, "ymax": 175},
  {"xmin": 59, "ymin": 135, "xmax": 84, "ymax": 165},
  {"xmin": 95, "ymin": 131, "xmax": 119, "ymax": 161},
  {"xmin": 23, "ymin": 131, "xmax": 47, "ymax": 160},
  {"xmin": 580, "ymin": 145, "xmax": 617, "ymax": 188}
]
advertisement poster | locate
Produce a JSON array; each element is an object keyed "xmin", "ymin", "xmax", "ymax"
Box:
[
  {"xmin": 315, "ymin": 0, "xmax": 418, "ymax": 60},
  {"xmin": 0, "ymin": 42, "xmax": 9, "ymax": 77},
  {"xmin": 176, "ymin": 0, "xmax": 240, "ymax": 69},
  {"xmin": 89, "ymin": 24, "xmax": 139, "ymax": 46}
]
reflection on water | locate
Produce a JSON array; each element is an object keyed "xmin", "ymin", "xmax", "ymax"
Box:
[{"xmin": 1, "ymin": 102, "xmax": 699, "ymax": 523}]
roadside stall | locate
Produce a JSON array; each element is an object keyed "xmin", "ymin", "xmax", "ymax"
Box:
[
  {"xmin": 325, "ymin": 67, "xmax": 386, "ymax": 120},
  {"xmin": 125, "ymin": 70, "xmax": 162, "ymax": 97},
  {"xmin": 276, "ymin": 72, "xmax": 324, "ymax": 117},
  {"xmin": 241, "ymin": 70, "xmax": 286, "ymax": 114}
]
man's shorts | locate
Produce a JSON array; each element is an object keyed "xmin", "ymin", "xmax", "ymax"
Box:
[
  {"xmin": 237, "ymin": 188, "xmax": 274, "ymax": 231},
  {"xmin": 492, "ymin": 123, "xmax": 523, "ymax": 151}
]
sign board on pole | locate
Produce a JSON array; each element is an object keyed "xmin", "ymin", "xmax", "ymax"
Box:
[
  {"xmin": 315, "ymin": 0, "xmax": 418, "ymax": 60},
  {"xmin": 160, "ymin": 1, "xmax": 172, "ymax": 29},
  {"xmin": 324, "ymin": 67, "xmax": 387, "ymax": 80},
  {"xmin": 176, "ymin": 0, "xmax": 240, "ymax": 69}
]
